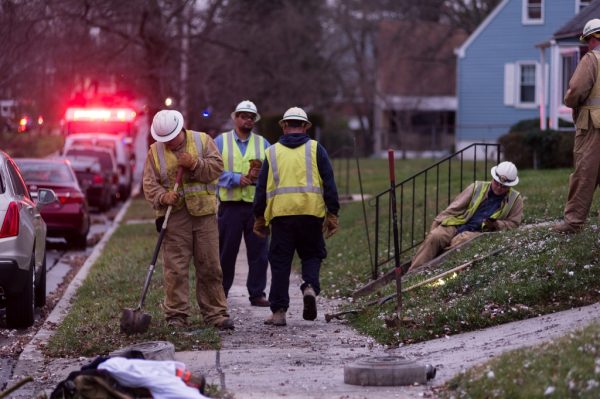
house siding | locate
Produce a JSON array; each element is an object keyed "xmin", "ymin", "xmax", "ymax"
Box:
[{"xmin": 456, "ymin": 0, "xmax": 577, "ymax": 146}]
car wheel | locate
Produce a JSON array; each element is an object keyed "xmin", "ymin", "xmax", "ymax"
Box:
[
  {"xmin": 120, "ymin": 183, "xmax": 132, "ymax": 201},
  {"xmin": 35, "ymin": 252, "xmax": 47, "ymax": 307},
  {"xmin": 71, "ymin": 232, "xmax": 88, "ymax": 249},
  {"xmin": 6, "ymin": 253, "xmax": 35, "ymax": 329}
]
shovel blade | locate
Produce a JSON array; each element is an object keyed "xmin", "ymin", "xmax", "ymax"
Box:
[{"xmin": 120, "ymin": 308, "xmax": 152, "ymax": 335}]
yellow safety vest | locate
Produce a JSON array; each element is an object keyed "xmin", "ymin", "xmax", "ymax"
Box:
[
  {"xmin": 218, "ymin": 131, "xmax": 266, "ymax": 202},
  {"xmin": 264, "ymin": 140, "xmax": 326, "ymax": 224},
  {"xmin": 441, "ymin": 181, "xmax": 520, "ymax": 228},
  {"xmin": 577, "ymin": 50, "xmax": 600, "ymax": 130},
  {"xmin": 150, "ymin": 129, "xmax": 218, "ymax": 217}
]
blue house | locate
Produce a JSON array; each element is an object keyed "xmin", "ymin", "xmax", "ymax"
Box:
[{"xmin": 454, "ymin": 0, "xmax": 592, "ymax": 152}]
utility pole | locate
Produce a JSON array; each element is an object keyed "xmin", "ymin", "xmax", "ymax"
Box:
[{"xmin": 179, "ymin": 7, "xmax": 189, "ymax": 122}]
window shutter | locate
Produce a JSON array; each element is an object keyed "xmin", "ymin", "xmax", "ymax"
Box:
[{"xmin": 504, "ymin": 63, "xmax": 516, "ymax": 106}]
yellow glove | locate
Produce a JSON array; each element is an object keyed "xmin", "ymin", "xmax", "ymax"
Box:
[
  {"xmin": 177, "ymin": 152, "xmax": 198, "ymax": 170},
  {"xmin": 160, "ymin": 191, "xmax": 179, "ymax": 206},
  {"xmin": 322, "ymin": 212, "xmax": 339, "ymax": 238},
  {"xmin": 253, "ymin": 216, "xmax": 270, "ymax": 238}
]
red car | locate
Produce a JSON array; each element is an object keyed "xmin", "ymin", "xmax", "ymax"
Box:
[{"xmin": 15, "ymin": 158, "xmax": 90, "ymax": 248}]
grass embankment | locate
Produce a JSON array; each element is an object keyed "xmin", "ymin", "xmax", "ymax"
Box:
[
  {"xmin": 322, "ymin": 160, "xmax": 600, "ymax": 397},
  {"xmin": 46, "ymin": 196, "xmax": 220, "ymax": 357},
  {"xmin": 444, "ymin": 322, "xmax": 600, "ymax": 398}
]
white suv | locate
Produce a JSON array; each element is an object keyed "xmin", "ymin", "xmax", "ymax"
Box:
[{"xmin": 63, "ymin": 133, "xmax": 135, "ymax": 200}]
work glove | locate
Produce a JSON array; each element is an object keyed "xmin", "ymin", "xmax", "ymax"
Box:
[
  {"xmin": 253, "ymin": 216, "xmax": 270, "ymax": 238},
  {"xmin": 482, "ymin": 218, "xmax": 498, "ymax": 232},
  {"xmin": 177, "ymin": 152, "xmax": 198, "ymax": 170},
  {"xmin": 160, "ymin": 191, "xmax": 180, "ymax": 206},
  {"xmin": 322, "ymin": 212, "xmax": 339, "ymax": 239},
  {"xmin": 245, "ymin": 159, "xmax": 262, "ymax": 184}
]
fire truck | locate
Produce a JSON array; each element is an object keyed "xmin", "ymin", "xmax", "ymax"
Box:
[{"xmin": 63, "ymin": 104, "xmax": 139, "ymax": 201}]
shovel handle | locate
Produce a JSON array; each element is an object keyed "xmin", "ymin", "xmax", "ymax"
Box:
[{"xmin": 138, "ymin": 167, "xmax": 184, "ymax": 309}]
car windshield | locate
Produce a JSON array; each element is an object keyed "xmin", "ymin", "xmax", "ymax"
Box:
[
  {"xmin": 65, "ymin": 149, "xmax": 114, "ymax": 170},
  {"xmin": 70, "ymin": 138, "xmax": 117, "ymax": 152},
  {"xmin": 17, "ymin": 162, "xmax": 76, "ymax": 184}
]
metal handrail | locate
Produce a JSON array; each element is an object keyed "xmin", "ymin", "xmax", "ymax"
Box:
[{"xmin": 371, "ymin": 143, "xmax": 500, "ymax": 279}]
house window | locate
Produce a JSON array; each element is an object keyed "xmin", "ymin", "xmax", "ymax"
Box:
[
  {"xmin": 576, "ymin": 0, "xmax": 591, "ymax": 13},
  {"xmin": 504, "ymin": 62, "xmax": 539, "ymax": 108},
  {"xmin": 519, "ymin": 64, "xmax": 536, "ymax": 103},
  {"xmin": 522, "ymin": 0, "xmax": 544, "ymax": 25},
  {"xmin": 561, "ymin": 52, "xmax": 579, "ymax": 102}
]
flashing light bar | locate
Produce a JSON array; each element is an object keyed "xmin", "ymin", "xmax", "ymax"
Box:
[{"xmin": 65, "ymin": 107, "xmax": 136, "ymax": 122}]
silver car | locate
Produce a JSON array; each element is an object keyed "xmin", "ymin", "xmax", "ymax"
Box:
[{"xmin": 0, "ymin": 150, "xmax": 56, "ymax": 328}]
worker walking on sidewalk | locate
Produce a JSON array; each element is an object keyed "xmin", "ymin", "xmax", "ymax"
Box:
[
  {"xmin": 410, "ymin": 162, "xmax": 523, "ymax": 271},
  {"xmin": 553, "ymin": 19, "xmax": 600, "ymax": 234},
  {"xmin": 215, "ymin": 100, "xmax": 271, "ymax": 307},
  {"xmin": 142, "ymin": 109, "xmax": 234, "ymax": 330},
  {"xmin": 253, "ymin": 107, "xmax": 340, "ymax": 327}
]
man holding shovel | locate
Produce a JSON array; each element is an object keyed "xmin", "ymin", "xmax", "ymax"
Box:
[
  {"xmin": 142, "ymin": 109, "xmax": 234, "ymax": 330},
  {"xmin": 409, "ymin": 161, "xmax": 523, "ymax": 271}
]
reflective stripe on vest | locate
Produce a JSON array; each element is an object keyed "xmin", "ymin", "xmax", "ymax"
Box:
[
  {"xmin": 151, "ymin": 130, "xmax": 217, "ymax": 216},
  {"xmin": 264, "ymin": 140, "xmax": 325, "ymax": 223},
  {"xmin": 442, "ymin": 181, "xmax": 520, "ymax": 227},
  {"xmin": 219, "ymin": 131, "xmax": 264, "ymax": 202}
]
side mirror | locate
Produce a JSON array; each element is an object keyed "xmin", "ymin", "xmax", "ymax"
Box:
[{"xmin": 36, "ymin": 188, "xmax": 57, "ymax": 207}]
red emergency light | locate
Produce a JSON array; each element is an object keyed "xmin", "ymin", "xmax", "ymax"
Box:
[{"xmin": 65, "ymin": 107, "xmax": 136, "ymax": 122}]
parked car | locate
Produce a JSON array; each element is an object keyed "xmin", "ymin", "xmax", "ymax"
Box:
[
  {"xmin": 0, "ymin": 150, "xmax": 56, "ymax": 328},
  {"xmin": 64, "ymin": 146, "xmax": 119, "ymax": 211},
  {"xmin": 15, "ymin": 158, "xmax": 90, "ymax": 248},
  {"xmin": 63, "ymin": 133, "xmax": 135, "ymax": 200}
]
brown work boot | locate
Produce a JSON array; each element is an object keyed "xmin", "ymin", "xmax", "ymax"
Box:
[
  {"xmin": 552, "ymin": 222, "xmax": 581, "ymax": 234},
  {"xmin": 264, "ymin": 309, "xmax": 286, "ymax": 326},
  {"xmin": 166, "ymin": 318, "xmax": 188, "ymax": 328},
  {"xmin": 215, "ymin": 318, "xmax": 235, "ymax": 330},
  {"xmin": 302, "ymin": 285, "xmax": 317, "ymax": 321},
  {"xmin": 250, "ymin": 295, "xmax": 270, "ymax": 307}
]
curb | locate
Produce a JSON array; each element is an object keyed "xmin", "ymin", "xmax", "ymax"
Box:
[{"xmin": 11, "ymin": 197, "xmax": 134, "ymax": 381}]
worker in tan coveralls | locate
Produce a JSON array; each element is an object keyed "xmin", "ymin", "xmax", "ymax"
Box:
[
  {"xmin": 553, "ymin": 19, "xmax": 600, "ymax": 234},
  {"xmin": 410, "ymin": 162, "xmax": 523, "ymax": 271},
  {"xmin": 143, "ymin": 109, "xmax": 234, "ymax": 330}
]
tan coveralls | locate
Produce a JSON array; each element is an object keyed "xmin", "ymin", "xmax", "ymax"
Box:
[
  {"xmin": 411, "ymin": 182, "xmax": 523, "ymax": 270},
  {"xmin": 142, "ymin": 132, "xmax": 229, "ymax": 326},
  {"xmin": 562, "ymin": 47, "xmax": 600, "ymax": 229}
]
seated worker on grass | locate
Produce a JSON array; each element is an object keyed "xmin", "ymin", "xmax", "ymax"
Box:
[{"xmin": 409, "ymin": 161, "xmax": 523, "ymax": 272}]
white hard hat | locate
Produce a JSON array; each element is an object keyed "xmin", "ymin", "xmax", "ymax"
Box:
[
  {"xmin": 230, "ymin": 100, "xmax": 260, "ymax": 122},
  {"xmin": 151, "ymin": 110, "xmax": 184, "ymax": 142},
  {"xmin": 491, "ymin": 161, "xmax": 519, "ymax": 187},
  {"xmin": 279, "ymin": 107, "xmax": 312, "ymax": 128},
  {"xmin": 580, "ymin": 18, "xmax": 600, "ymax": 42}
]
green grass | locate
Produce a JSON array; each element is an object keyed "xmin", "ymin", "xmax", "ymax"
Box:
[
  {"xmin": 1, "ymin": 132, "xmax": 64, "ymax": 158},
  {"xmin": 46, "ymin": 217, "xmax": 220, "ymax": 357},
  {"xmin": 443, "ymin": 322, "xmax": 600, "ymax": 398}
]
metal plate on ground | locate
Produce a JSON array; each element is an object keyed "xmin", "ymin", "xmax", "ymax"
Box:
[
  {"xmin": 110, "ymin": 340, "xmax": 175, "ymax": 361},
  {"xmin": 344, "ymin": 356, "xmax": 436, "ymax": 386}
]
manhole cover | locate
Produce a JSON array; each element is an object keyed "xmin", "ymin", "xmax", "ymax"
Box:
[
  {"xmin": 344, "ymin": 356, "xmax": 436, "ymax": 386},
  {"xmin": 110, "ymin": 341, "xmax": 175, "ymax": 361}
]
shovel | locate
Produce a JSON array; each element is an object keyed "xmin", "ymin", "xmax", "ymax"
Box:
[{"xmin": 120, "ymin": 167, "xmax": 184, "ymax": 335}]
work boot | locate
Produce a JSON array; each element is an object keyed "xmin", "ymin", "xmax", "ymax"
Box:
[
  {"xmin": 552, "ymin": 222, "xmax": 581, "ymax": 234},
  {"xmin": 167, "ymin": 318, "xmax": 188, "ymax": 328},
  {"xmin": 249, "ymin": 295, "xmax": 270, "ymax": 307},
  {"xmin": 264, "ymin": 309, "xmax": 286, "ymax": 326},
  {"xmin": 215, "ymin": 318, "xmax": 235, "ymax": 330},
  {"xmin": 303, "ymin": 285, "xmax": 317, "ymax": 321}
]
